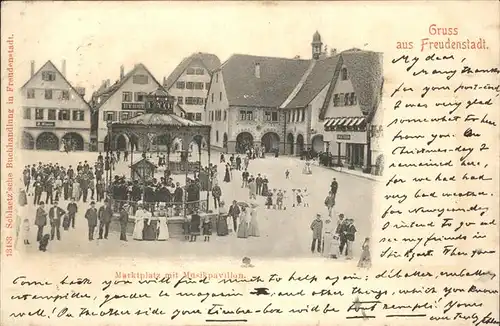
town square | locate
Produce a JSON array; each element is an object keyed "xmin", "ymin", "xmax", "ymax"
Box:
[{"xmin": 14, "ymin": 24, "xmax": 383, "ymax": 265}]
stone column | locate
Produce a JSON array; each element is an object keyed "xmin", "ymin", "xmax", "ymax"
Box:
[{"xmin": 362, "ymin": 143, "xmax": 369, "ymax": 170}]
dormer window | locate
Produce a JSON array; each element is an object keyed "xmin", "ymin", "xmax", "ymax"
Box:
[{"xmin": 341, "ymin": 68, "xmax": 348, "ymax": 80}]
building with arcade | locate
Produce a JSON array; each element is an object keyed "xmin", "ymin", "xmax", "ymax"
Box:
[
  {"xmin": 20, "ymin": 60, "xmax": 91, "ymax": 151},
  {"xmin": 204, "ymin": 31, "xmax": 383, "ymax": 173}
]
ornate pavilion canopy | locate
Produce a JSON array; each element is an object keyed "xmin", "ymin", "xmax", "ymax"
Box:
[{"xmin": 107, "ymin": 87, "xmax": 211, "ymax": 151}]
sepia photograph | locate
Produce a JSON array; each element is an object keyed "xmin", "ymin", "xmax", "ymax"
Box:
[
  {"xmin": 13, "ymin": 4, "xmax": 383, "ymax": 264},
  {"xmin": 2, "ymin": 2, "xmax": 499, "ymax": 325}
]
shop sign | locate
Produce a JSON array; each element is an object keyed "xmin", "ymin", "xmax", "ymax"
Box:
[
  {"xmin": 122, "ymin": 102, "xmax": 145, "ymax": 110},
  {"xmin": 336, "ymin": 134, "xmax": 351, "ymax": 140},
  {"xmin": 36, "ymin": 121, "xmax": 55, "ymax": 127}
]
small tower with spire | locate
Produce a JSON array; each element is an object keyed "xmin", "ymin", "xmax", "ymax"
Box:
[{"xmin": 311, "ymin": 31, "xmax": 323, "ymax": 60}]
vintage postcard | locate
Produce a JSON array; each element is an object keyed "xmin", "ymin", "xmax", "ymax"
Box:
[{"xmin": 1, "ymin": 1, "xmax": 499, "ymax": 325}]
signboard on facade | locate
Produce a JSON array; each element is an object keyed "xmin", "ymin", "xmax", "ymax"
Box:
[
  {"xmin": 36, "ymin": 121, "xmax": 55, "ymax": 127},
  {"xmin": 122, "ymin": 103, "xmax": 145, "ymax": 110},
  {"xmin": 324, "ymin": 131, "xmax": 367, "ymax": 144}
]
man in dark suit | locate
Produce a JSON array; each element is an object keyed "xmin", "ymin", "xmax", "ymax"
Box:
[
  {"xmin": 119, "ymin": 204, "xmax": 129, "ymax": 241},
  {"xmin": 35, "ymin": 201, "xmax": 47, "ymax": 241},
  {"xmin": 85, "ymin": 201, "xmax": 98, "ymax": 241},
  {"xmin": 228, "ymin": 200, "xmax": 241, "ymax": 232},
  {"xmin": 98, "ymin": 199, "xmax": 113, "ymax": 239},
  {"xmin": 48, "ymin": 201, "xmax": 65, "ymax": 241}
]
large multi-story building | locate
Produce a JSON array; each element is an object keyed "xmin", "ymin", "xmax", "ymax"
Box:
[
  {"xmin": 20, "ymin": 60, "xmax": 91, "ymax": 151},
  {"xmin": 163, "ymin": 52, "xmax": 220, "ymax": 123},
  {"xmin": 205, "ymin": 31, "xmax": 383, "ymax": 173},
  {"xmin": 89, "ymin": 63, "xmax": 185, "ymax": 152}
]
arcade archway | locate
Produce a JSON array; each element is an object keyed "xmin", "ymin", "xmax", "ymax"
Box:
[
  {"xmin": 286, "ymin": 133, "xmax": 294, "ymax": 155},
  {"xmin": 261, "ymin": 132, "xmax": 280, "ymax": 153},
  {"xmin": 236, "ymin": 132, "xmax": 253, "ymax": 153},
  {"xmin": 116, "ymin": 134, "xmax": 129, "ymax": 151},
  {"xmin": 311, "ymin": 134, "xmax": 324, "ymax": 154},
  {"xmin": 36, "ymin": 132, "xmax": 59, "ymax": 151},
  {"xmin": 223, "ymin": 133, "xmax": 228, "ymax": 150},
  {"xmin": 296, "ymin": 134, "xmax": 305, "ymax": 154},
  {"xmin": 22, "ymin": 131, "xmax": 35, "ymax": 150},
  {"xmin": 62, "ymin": 132, "xmax": 84, "ymax": 151}
]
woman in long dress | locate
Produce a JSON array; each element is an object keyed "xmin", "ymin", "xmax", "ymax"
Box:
[
  {"xmin": 223, "ymin": 165, "xmax": 231, "ymax": 183},
  {"xmin": 247, "ymin": 204, "xmax": 260, "ymax": 237},
  {"xmin": 322, "ymin": 218, "xmax": 336, "ymax": 258},
  {"xmin": 237, "ymin": 207, "xmax": 249, "ymax": 238},
  {"xmin": 357, "ymin": 237, "xmax": 371, "ymax": 268},
  {"xmin": 157, "ymin": 203, "xmax": 169, "ymax": 241},
  {"xmin": 72, "ymin": 179, "xmax": 80, "ymax": 201},
  {"xmin": 143, "ymin": 208, "xmax": 157, "ymax": 241},
  {"xmin": 217, "ymin": 201, "xmax": 229, "ymax": 236},
  {"xmin": 133, "ymin": 204, "xmax": 146, "ymax": 240}
]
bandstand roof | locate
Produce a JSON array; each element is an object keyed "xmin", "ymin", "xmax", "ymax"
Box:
[{"xmin": 112, "ymin": 112, "xmax": 205, "ymax": 127}]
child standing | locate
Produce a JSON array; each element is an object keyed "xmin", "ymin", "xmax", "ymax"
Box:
[
  {"xmin": 21, "ymin": 218, "xmax": 30, "ymax": 245},
  {"xmin": 189, "ymin": 209, "xmax": 201, "ymax": 242},
  {"xmin": 183, "ymin": 215, "xmax": 191, "ymax": 241},
  {"xmin": 276, "ymin": 190, "xmax": 284, "ymax": 210},
  {"xmin": 302, "ymin": 188, "xmax": 309, "ymax": 207},
  {"xmin": 266, "ymin": 190, "xmax": 273, "ymax": 209},
  {"xmin": 291, "ymin": 189, "xmax": 296, "ymax": 207},
  {"xmin": 203, "ymin": 215, "xmax": 212, "ymax": 242},
  {"xmin": 296, "ymin": 189, "xmax": 302, "ymax": 207},
  {"xmin": 285, "ymin": 169, "xmax": 290, "ymax": 179},
  {"xmin": 330, "ymin": 235, "xmax": 340, "ymax": 259}
]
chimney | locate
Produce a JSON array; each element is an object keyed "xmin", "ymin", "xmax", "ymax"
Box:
[
  {"xmin": 30, "ymin": 61, "xmax": 35, "ymax": 77},
  {"xmin": 106, "ymin": 79, "xmax": 110, "ymax": 88},
  {"xmin": 120, "ymin": 65, "xmax": 124, "ymax": 79},
  {"xmin": 61, "ymin": 59, "xmax": 66, "ymax": 77},
  {"xmin": 163, "ymin": 76, "xmax": 167, "ymax": 86},
  {"xmin": 254, "ymin": 63, "xmax": 261, "ymax": 79}
]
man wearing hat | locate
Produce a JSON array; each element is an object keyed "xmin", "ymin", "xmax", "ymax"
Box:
[
  {"xmin": 48, "ymin": 201, "xmax": 66, "ymax": 241},
  {"xmin": 85, "ymin": 201, "xmax": 98, "ymax": 241},
  {"xmin": 119, "ymin": 203, "xmax": 129, "ymax": 241},
  {"xmin": 98, "ymin": 199, "xmax": 113, "ymax": 240},
  {"xmin": 336, "ymin": 214, "xmax": 348, "ymax": 256},
  {"xmin": 310, "ymin": 213, "xmax": 323, "ymax": 253}
]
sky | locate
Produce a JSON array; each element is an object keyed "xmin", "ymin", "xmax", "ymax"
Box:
[{"xmin": 1, "ymin": 1, "xmax": 498, "ymax": 99}]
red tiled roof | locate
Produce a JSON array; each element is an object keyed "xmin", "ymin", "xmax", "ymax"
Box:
[
  {"xmin": 164, "ymin": 52, "xmax": 221, "ymax": 89},
  {"xmin": 221, "ymin": 54, "xmax": 311, "ymax": 108}
]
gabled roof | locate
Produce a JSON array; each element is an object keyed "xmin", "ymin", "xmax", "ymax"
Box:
[
  {"xmin": 221, "ymin": 54, "xmax": 311, "ymax": 108},
  {"xmin": 318, "ymin": 50, "xmax": 383, "ymax": 119},
  {"xmin": 285, "ymin": 55, "xmax": 340, "ymax": 109},
  {"xmin": 91, "ymin": 63, "xmax": 168, "ymax": 111},
  {"xmin": 112, "ymin": 112, "xmax": 204, "ymax": 127},
  {"xmin": 341, "ymin": 50, "xmax": 383, "ymax": 115},
  {"xmin": 21, "ymin": 60, "xmax": 91, "ymax": 110},
  {"xmin": 164, "ymin": 52, "xmax": 221, "ymax": 89}
]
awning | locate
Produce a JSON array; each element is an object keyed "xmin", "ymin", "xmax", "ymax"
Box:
[
  {"xmin": 323, "ymin": 118, "xmax": 336, "ymax": 128},
  {"xmin": 324, "ymin": 116, "xmax": 366, "ymax": 130},
  {"xmin": 354, "ymin": 117, "xmax": 366, "ymax": 126}
]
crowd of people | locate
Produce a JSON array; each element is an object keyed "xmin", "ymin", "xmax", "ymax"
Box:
[{"xmin": 17, "ymin": 146, "xmax": 369, "ymax": 265}]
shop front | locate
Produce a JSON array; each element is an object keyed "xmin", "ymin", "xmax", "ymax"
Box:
[{"xmin": 323, "ymin": 116, "xmax": 369, "ymax": 170}]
